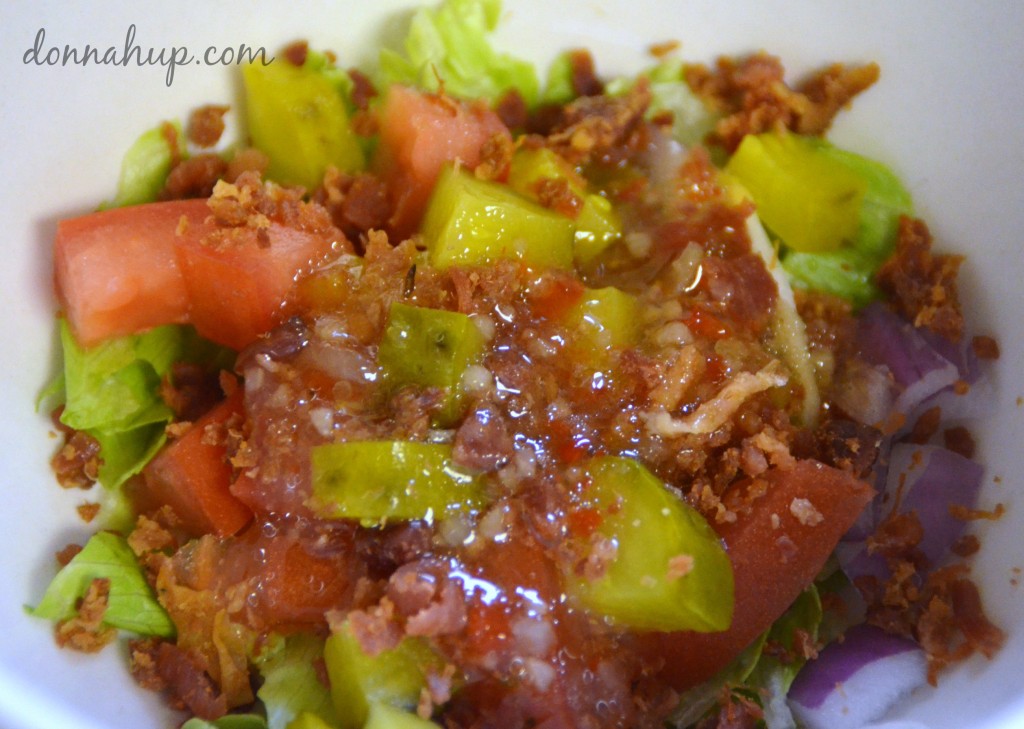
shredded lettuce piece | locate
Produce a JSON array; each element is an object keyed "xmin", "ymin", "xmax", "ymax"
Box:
[
  {"xmin": 29, "ymin": 531, "xmax": 175, "ymax": 637},
  {"xmin": 746, "ymin": 586, "xmax": 823, "ymax": 692},
  {"xmin": 54, "ymin": 319, "xmax": 232, "ymax": 501},
  {"xmin": 606, "ymin": 60, "xmax": 719, "ymax": 146},
  {"xmin": 111, "ymin": 121, "xmax": 183, "ymax": 208},
  {"xmin": 668, "ymin": 632, "xmax": 768, "ymax": 727},
  {"xmin": 378, "ymin": 0, "xmax": 540, "ymax": 105},
  {"xmin": 181, "ymin": 716, "xmax": 269, "ymax": 729},
  {"xmin": 257, "ymin": 633, "xmax": 341, "ymax": 729}
]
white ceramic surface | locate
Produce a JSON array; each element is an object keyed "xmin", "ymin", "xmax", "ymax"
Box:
[{"xmin": 1, "ymin": 2, "xmax": 1022, "ymax": 728}]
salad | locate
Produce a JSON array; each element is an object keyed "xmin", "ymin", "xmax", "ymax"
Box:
[{"xmin": 31, "ymin": 1, "xmax": 1005, "ymax": 728}]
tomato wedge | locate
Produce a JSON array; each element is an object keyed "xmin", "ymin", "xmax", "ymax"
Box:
[
  {"xmin": 54, "ymin": 200, "xmax": 205, "ymax": 347},
  {"xmin": 638, "ymin": 459, "xmax": 874, "ymax": 689},
  {"xmin": 375, "ymin": 85, "xmax": 512, "ymax": 238},
  {"xmin": 54, "ymin": 198, "xmax": 343, "ymax": 350},
  {"xmin": 140, "ymin": 388, "xmax": 252, "ymax": 537}
]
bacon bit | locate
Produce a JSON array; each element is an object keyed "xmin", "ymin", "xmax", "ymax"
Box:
[
  {"xmin": 953, "ymin": 379, "xmax": 971, "ymax": 396},
  {"xmin": 789, "ymin": 497, "xmax": 824, "ymax": 526},
  {"xmin": 533, "ymin": 177, "xmax": 583, "ymax": 218},
  {"xmin": 568, "ymin": 49, "xmax": 603, "ymax": 97},
  {"xmin": 161, "ymin": 153, "xmax": 229, "ymax": 201},
  {"xmin": 347, "ymin": 67, "xmax": 378, "ymax": 110},
  {"xmin": 56, "ymin": 543, "xmax": 83, "ymax": 567},
  {"xmin": 648, "ymin": 40, "xmax": 680, "ymax": 58},
  {"xmin": 129, "ymin": 638, "xmax": 167, "ymax": 693},
  {"xmin": 971, "ymin": 335, "xmax": 1000, "ymax": 360},
  {"xmin": 160, "ymin": 120, "xmax": 184, "ymax": 168},
  {"xmin": 187, "ymin": 104, "xmax": 229, "ymax": 148},
  {"xmin": 282, "ymin": 40, "xmax": 308, "ymax": 67},
  {"xmin": 494, "ymin": 89, "xmax": 529, "ymax": 130},
  {"xmin": 52, "ymin": 432, "xmax": 102, "ymax": 490},
  {"xmin": 950, "ymin": 534, "xmax": 980, "ymax": 558},
  {"xmin": 77, "ymin": 502, "xmax": 101, "ymax": 523},
  {"xmin": 547, "ymin": 82, "xmax": 652, "ymax": 165},
  {"xmin": 877, "ymin": 217, "xmax": 964, "ymax": 342},
  {"xmin": 943, "ymin": 426, "xmax": 976, "ymax": 459},
  {"xmin": 55, "ymin": 578, "xmax": 117, "ymax": 653},
  {"xmin": 667, "ymin": 554, "xmax": 695, "ymax": 580},
  {"xmin": 908, "ymin": 405, "xmax": 942, "ymax": 445},
  {"xmin": 474, "ymin": 132, "xmax": 515, "ymax": 182},
  {"xmin": 225, "ymin": 147, "xmax": 269, "ymax": 182},
  {"xmin": 950, "ymin": 503, "xmax": 1006, "ymax": 522},
  {"xmin": 685, "ymin": 52, "xmax": 879, "ymax": 152}
]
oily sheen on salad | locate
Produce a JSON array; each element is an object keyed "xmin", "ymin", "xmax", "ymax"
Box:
[{"xmin": 34, "ymin": 2, "xmax": 1005, "ymax": 728}]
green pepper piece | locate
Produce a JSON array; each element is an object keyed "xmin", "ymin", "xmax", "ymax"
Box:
[
  {"xmin": 566, "ymin": 456, "xmax": 734, "ymax": 632},
  {"xmin": 378, "ymin": 302, "xmax": 486, "ymax": 426},
  {"xmin": 364, "ymin": 703, "xmax": 440, "ymax": 729},
  {"xmin": 310, "ymin": 441, "xmax": 485, "ymax": 523},
  {"xmin": 324, "ymin": 621, "xmax": 444, "ymax": 729},
  {"xmin": 725, "ymin": 132, "xmax": 867, "ymax": 253},
  {"xmin": 422, "ymin": 164, "xmax": 575, "ymax": 269},
  {"xmin": 507, "ymin": 147, "xmax": 621, "ymax": 262},
  {"xmin": 242, "ymin": 58, "xmax": 364, "ymax": 190}
]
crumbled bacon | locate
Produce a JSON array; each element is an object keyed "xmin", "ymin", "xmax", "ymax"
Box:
[
  {"xmin": 187, "ymin": 104, "xmax": 229, "ymax": 148},
  {"xmin": 685, "ymin": 52, "xmax": 879, "ymax": 152},
  {"xmin": 943, "ymin": 426, "xmax": 976, "ymax": 459},
  {"xmin": 877, "ymin": 216, "xmax": 964, "ymax": 342},
  {"xmin": 547, "ymin": 82, "xmax": 652, "ymax": 165},
  {"xmin": 51, "ymin": 424, "xmax": 102, "ymax": 490},
  {"xmin": 347, "ymin": 67, "xmax": 378, "ymax": 110},
  {"xmin": 568, "ymin": 49, "xmax": 604, "ymax": 97},
  {"xmin": 161, "ymin": 153, "xmax": 229, "ymax": 201},
  {"xmin": 971, "ymin": 335, "xmax": 1000, "ymax": 360},
  {"xmin": 55, "ymin": 578, "xmax": 116, "ymax": 653}
]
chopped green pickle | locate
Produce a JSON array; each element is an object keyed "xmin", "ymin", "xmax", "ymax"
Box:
[
  {"xmin": 725, "ymin": 132, "xmax": 866, "ymax": 253},
  {"xmin": 242, "ymin": 59, "xmax": 364, "ymax": 190},
  {"xmin": 507, "ymin": 147, "xmax": 622, "ymax": 262},
  {"xmin": 422, "ymin": 164, "xmax": 575, "ymax": 269},
  {"xmin": 378, "ymin": 302, "xmax": 486, "ymax": 425},
  {"xmin": 567, "ymin": 457, "xmax": 734, "ymax": 632},
  {"xmin": 565, "ymin": 286, "xmax": 641, "ymax": 355},
  {"xmin": 310, "ymin": 441, "xmax": 485, "ymax": 523},
  {"xmin": 365, "ymin": 703, "xmax": 440, "ymax": 729},
  {"xmin": 286, "ymin": 713, "xmax": 336, "ymax": 729},
  {"xmin": 324, "ymin": 621, "xmax": 443, "ymax": 729}
]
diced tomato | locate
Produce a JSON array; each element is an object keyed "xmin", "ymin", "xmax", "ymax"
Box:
[
  {"xmin": 141, "ymin": 389, "xmax": 252, "ymax": 537},
  {"xmin": 53, "ymin": 200, "xmax": 206, "ymax": 347},
  {"xmin": 637, "ymin": 459, "xmax": 873, "ymax": 689},
  {"xmin": 375, "ymin": 85, "xmax": 512, "ymax": 239},
  {"xmin": 174, "ymin": 221, "xmax": 337, "ymax": 350},
  {"xmin": 54, "ymin": 198, "xmax": 343, "ymax": 351}
]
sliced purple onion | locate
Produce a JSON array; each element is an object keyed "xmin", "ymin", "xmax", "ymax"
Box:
[
  {"xmin": 788, "ymin": 624, "xmax": 927, "ymax": 729},
  {"xmin": 839, "ymin": 443, "xmax": 983, "ymax": 582},
  {"xmin": 856, "ymin": 304, "xmax": 960, "ymax": 416}
]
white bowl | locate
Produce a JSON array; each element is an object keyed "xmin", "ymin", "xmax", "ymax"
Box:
[{"xmin": 1, "ymin": 1, "xmax": 1022, "ymax": 728}]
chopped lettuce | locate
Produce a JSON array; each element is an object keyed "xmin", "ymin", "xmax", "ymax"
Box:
[
  {"xmin": 29, "ymin": 531, "xmax": 175, "ymax": 637},
  {"xmin": 53, "ymin": 319, "xmax": 232, "ymax": 509},
  {"xmin": 257, "ymin": 633, "xmax": 340, "ymax": 729},
  {"xmin": 111, "ymin": 121, "xmax": 183, "ymax": 208},
  {"xmin": 746, "ymin": 586, "xmax": 823, "ymax": 693},
  {"xmin": 182, "ymin": 716, "xmax": 269, "ymax": 729},
  {"xmin": 378, "ymin": 0, "xmax": 540, "ymax": 105}
]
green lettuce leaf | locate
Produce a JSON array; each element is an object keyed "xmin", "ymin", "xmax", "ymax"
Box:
[
  {"xmin": 378, "ymin": 0, "xmax": 540, "ymax": 106},
  {"xmin": 29, "ymin": 531, "xmax": 175, "ymax": 637},
  {"xmin": 746, "ymin": 585, "xmax": 822, "ymax": 693},
  {"xmin": 111, "ymin": 121, "xmax": 184, "ymax": 208},
  {"xmin": 181, "ymin": 716, "xmax": 269, "ymax": 729},
  {"xmin": 55, "ymin": 320, "xmax": 233, "ymax": 496},
  {"xmin": 256, "ymin": 633, "xmax": 340, "ymax": 729}
]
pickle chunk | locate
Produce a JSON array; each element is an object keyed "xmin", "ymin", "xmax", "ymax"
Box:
[
  {"xmin": 507, "ymin": 147, "xmax": 622, "ymax": 262},
  {"xmin": 377, "ymin": 302, "xmax": 486, "ymax": 425},
  {"xmin": 566, "ymin": 457, "xmax": 734, "ymax": 632},
  {"xmin": 422, "ymin": 165, "xmax": 575, "ymax": 269},
  {"xmin": 365, "ymin": 703, "xmax": 440, "ymax": 729},
  {"xmin": 242, "ymin": 58, "xmax": 364, "ymax": 189},
  {"xmin": 725, "ymin": 132, "xmax": 866, "ymax": 253},
  {"xmin": 310, "ymin": 441, "xmax": 485, "ymax": 523},
  {"xmin": 324, "ymin": 621, "xmax": 443, "ymax": 729}
]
